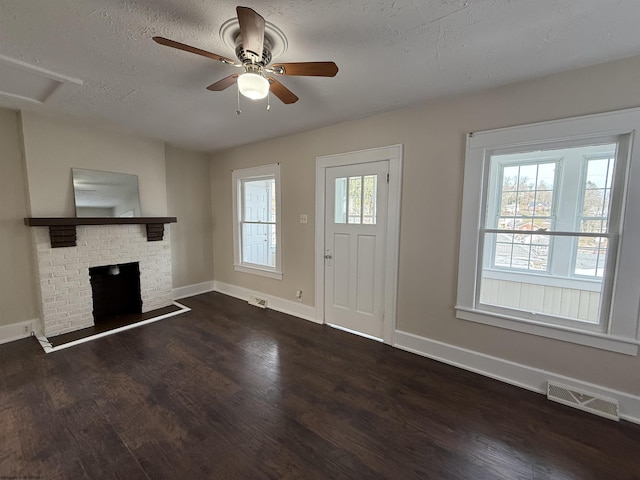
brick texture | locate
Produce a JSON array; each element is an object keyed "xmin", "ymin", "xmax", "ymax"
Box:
[{"xmin": 32, "ymin": 225, "xmax": 173, "ymax": 337}]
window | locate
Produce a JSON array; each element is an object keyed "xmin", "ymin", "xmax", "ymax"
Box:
[
  {"xmin": 334, "ymin": 174, "xmax": 378, "ymax": 224},
  {"xmin": 232, "ymin": 164, "xmax": 282, "ymax": 279},
  {"xmin": 488, "ymin": 157, "xmax": 557, "ymax": 273},
  {"xmin": 481, "ymin": 143, "xmax": 619, "ymax": 326},
  {"xmin": 575, "ymin": 155, "xmax": 615, "ymax": 278},
  {"xmin": 457, "ymin": 109, "xmax": 640, "ymax": 355}
]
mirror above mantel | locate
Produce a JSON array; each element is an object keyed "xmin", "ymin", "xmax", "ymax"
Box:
[{"xmin": 72, "ymin": 168, "xmax": 142, "ymax": 218}]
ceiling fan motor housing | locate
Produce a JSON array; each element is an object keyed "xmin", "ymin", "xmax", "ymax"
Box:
[{"xmin": 234, "ymin": 32, "xmax": 273, "ymax": 66}]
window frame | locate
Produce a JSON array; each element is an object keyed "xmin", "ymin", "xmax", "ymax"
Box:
[
  {"xmin": 484, "ymin": 155, "xmax": 561, "ymax": 274},
  {"xmin": 456, "ymin": 108, "xmax": 640, "ymax": 355},
  {"xmin": 231, "ymin": 163, "xmax": 283, "ymax": 280}
]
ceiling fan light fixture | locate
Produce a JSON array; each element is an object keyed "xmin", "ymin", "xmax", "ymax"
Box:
[{"xmin": 237, "ymin": 72, "xmax": 269, "ymax": 100}]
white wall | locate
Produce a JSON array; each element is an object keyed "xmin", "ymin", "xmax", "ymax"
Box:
[
  {"xmin": 21, "ymin": 112, "xmax": 167, "ymax": 217},
  {"xmin": 0, "ymin": 109, "xmax": 39, "ymax": 327},
  {"xmin": 165, "ymin": 145, "xmax": 214, "ymax": 289}
]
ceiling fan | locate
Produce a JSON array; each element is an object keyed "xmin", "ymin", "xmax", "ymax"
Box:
[{"xmin": 153, "ymin": 6, "xmax": 338, "ymax": 107}]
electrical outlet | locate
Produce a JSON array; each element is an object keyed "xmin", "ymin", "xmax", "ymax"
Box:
[
  {"xmin": 296, "ymin": 290, "xmax": 303, "ymax": 301},
  {"xmin": 23, "ymin": 324, "xmax": 30, "ymax": 334},
  {"xmin": 299, "ymin": 214, "xmax": 308, "ymax": 224}
]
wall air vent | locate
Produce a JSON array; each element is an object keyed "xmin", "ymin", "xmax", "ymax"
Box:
[
  {"xmin": 547, "ymin": 381, "xmax": 619, "ymax": 421},
  {"xmin": 248, "ymin": 296, "xmax": 267, "ymax": 309}
]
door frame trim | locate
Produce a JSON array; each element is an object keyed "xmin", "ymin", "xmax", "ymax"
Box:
[{"xmin": 315, "ymin": 144, "xmax": 403, "ymax": 345}]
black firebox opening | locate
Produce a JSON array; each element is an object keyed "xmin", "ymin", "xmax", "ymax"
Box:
[{"xmin": 89, "ymin": 262, "xmax": 142, "ymax": 322}]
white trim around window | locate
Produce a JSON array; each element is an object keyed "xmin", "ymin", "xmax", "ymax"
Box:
[
  {"xmin": 456, "ymin": 108, "xmax": 640, "ymax": 355},
  {"xmin": 232, "ymin": 163, "xmax": 283, "ymax": 280}
]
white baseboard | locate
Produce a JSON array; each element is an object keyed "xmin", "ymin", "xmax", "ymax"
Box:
[
  {"xmin": 0, "ymin": 318, "xmax": 42, "ymax": 345},
  {"xmin": 213, "ymin": 281, "xmax": 320, "ymax": 324},
  {"xmin": 394, "ymin": 330, "xmax": 640, "ymax": 425},
  {"xmin": 173, "ymin": 280, "xmax": 215, "ymax": 300}
]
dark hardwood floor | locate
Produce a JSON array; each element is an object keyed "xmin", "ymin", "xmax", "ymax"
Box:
[{"xmin": 1, "ymin": 292, "xmax": 639, "ymax": 479}]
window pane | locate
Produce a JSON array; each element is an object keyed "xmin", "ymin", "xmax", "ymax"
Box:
[
  {"xmin": 493, "ymin": 161, "xmax": 556, "ymax": 232},
  {"xmin": 243, "ymin": 178, "xmax": 275, "ymax": 222},
  {"xmin": 582, "ymin": 157, "xmax": 614, "ymax": 220},
  {"xmin": 536, "ymin": 163, "xmax": 555, "ymax": 190},
  {"xmin": 498, "ymin": 217, "xmax": 516, "ymax": 229},
  {"xmin": 494, "ymin": 240, "xmax": 513, "ymax": 268},
  {"xmin": 500, "ymin": 192, "xmax": 517, "ymax": 216},
  {"xmin": 586, "ymin": 158, "xmax": 610, "ymax": 188},
  {"xmin": 575, "ymin": 236, "xmax": 608, "ymax": 277},
  {"xmin": 242, "ymin": 223, "xmax": 276, "ymax": 268},
  {"xmin": 489, "ymin": 230, "xmax": 551, "ymax": 272},
  {"xmin": 348, "ymin": 176, "xmax": 362, "ymax": 224},
  {"xmin": 580, "ymin": 219, "xmax": 606, "ymax": 234},
  {"xmin": 603, "ymin": 189, "xmax": 611, "ymax": 217},
  {"xmin": 529, "ymin": 245, "xmax": 549, "ymax": 271},
  {"xmin": 334, "ymin": 177, "xmax": 347, "ymax": 224},
  {"xmin": 582, "ymin": 187, "xmax": 606, "ymax": 216},
  {"xmin": 515, "ymin": 216, "xmax": 535, "ymax": 231},
  {"xmin": 362, "ymin": 175, "xmax": 377, "ymax": 224},
  {"xmin": 534, "ymin": 191, "xmax": 553, "ymax": 216}
]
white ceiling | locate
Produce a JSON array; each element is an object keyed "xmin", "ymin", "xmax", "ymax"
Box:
[{"xmin": 1, "ymin": 0, "xmax": 639, "ymax": 152}]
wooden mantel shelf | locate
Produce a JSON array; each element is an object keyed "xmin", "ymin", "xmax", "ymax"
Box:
[
  {"xmin": 24, "ymin": 217, "xmax": 177, "ymax": 248},
  {"xmin": 24, "ymin": 217, "xmax": 177, "ymax": 227}
]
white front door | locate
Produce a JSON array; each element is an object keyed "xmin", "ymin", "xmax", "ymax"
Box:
[{"xmin": 324, "ymin": 160, "xmax": 389, "ymax": 339}]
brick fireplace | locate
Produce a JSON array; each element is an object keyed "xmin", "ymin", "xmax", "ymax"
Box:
[{"xmin": 31, "ymin": 224, "xmax": 173, "ymax": 337}]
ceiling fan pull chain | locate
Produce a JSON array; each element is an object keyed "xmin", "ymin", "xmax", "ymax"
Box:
[
  {"xmin": 236, "ymin": 83, "xmax": 242, "ymax": 115},
  {"xmin": 267, "ymin": 89, "xmax": 271, "ymax": 111}
]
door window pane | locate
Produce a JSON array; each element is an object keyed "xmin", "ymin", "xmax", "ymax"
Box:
[
  {"xmin": 348, "ymin": 176, "xmax": 362, "ymax": 224},
  {"xmin": 363, "ymin": 175, "xmax": 377, "ymax": 224},
  {"xmin": 336, "ymin": 175, "xmax": 377, "ymax": 225},
  {"xmin": 334, "ymin": 177, "xmax": 347, "ymax": 224}
]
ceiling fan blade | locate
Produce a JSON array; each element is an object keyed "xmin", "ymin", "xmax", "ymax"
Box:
[
  {"xmin": 267, "ymin": 77, "xmax": 298, "ymax": 104},
  {"xmin": 206, "ymin": 74, "xmax": 239, "ymax": 91},
  {"xmin": 236, "ymin": 6, "xmax": 265, "ymax": 61},
  {"xmin": 152, "ymin": 36, "xmax": 236, "ymax": 65},
  {"xmin": 272, "ymin": 62, "xmax": 339, "ymax": 77}
]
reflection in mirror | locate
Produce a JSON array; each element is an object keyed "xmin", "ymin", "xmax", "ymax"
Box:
[{"xmin": 72, "ymin": 168, "xmax": 142, "ymax": 218}]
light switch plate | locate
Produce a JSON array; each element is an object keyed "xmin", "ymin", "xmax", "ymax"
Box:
[{"xmin": 300, "ymin": 214, "xmax": 308, "ymax": 224}]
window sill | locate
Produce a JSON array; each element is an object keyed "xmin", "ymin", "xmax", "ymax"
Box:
[
  {"xmin": 455, "ymin": 306, "xmax": 639, "ymax": 356},
  {"xmin": 234, "ymin": 264, "xmax": 283, "ymax": 280}
]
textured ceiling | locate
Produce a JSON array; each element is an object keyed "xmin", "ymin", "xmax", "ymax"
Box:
[{"xmin": 1, "ymin": 0, "xmax": 639, "ymax": 152}]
